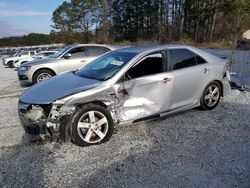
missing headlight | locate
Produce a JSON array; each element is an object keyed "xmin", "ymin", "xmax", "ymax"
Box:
[{"xmin": 24, "ymin": 105, "xmax": 45, "ymax": 121}]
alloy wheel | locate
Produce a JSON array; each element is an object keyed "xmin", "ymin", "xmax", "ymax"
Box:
[
  {"xmin": 204, "ymin": 84, "xmax": 220, "ymax": 107},
  {"xmin": 37, "ymin": 73, "xmax": 52, "ymax": 82},
  {"xmin": 77, "ymin": 111, "xmax": 109, "ymax": 144}
]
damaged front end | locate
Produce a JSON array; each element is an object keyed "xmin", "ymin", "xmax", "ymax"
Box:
[{"xmin": 18, "ymin": 101, "xmax": 76, "ymax": 141}]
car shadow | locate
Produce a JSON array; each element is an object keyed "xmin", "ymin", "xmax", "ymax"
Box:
[{"xmin": 79, "ymin": 101, "xmax": 250, "ymax": 187}]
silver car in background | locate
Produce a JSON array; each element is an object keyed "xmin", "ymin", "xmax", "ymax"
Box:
[
  {"xmin": 18, "ymin": 45, "xmax": 231, "ymax": 147},
  {"xmin": 18, "ymin": 44, "xmax": 120, "ymax": 84},
  {"xmin": 32, "ymin": 51, "xmax": 58, "ymax": 60}
]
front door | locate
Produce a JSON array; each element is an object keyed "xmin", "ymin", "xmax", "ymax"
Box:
[{"xmin": 114, "ymin": 52, "xmax": 174, "ymax": 122}]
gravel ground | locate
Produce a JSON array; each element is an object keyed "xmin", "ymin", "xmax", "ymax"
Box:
[
  {"xmin": 0, "ymin": 58, "xmax": 26, "ymax": 96},
  {"xmin": 0, "ymin": 59, "xmax": 249, "ymax": 188}
]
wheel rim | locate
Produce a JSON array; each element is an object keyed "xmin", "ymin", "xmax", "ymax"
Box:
[
  {"xmin": 204, "ymin": 85, "xmax": 220, "ymax": 107},
  {"xmin": 37, "ymin": 73, "xmax": 52, "ymax": 82},
  {"xmin": 77, "ymin": 111, "xmax": 108, "ymax": 144}
]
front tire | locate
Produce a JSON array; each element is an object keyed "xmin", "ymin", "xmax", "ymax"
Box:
[
  {"xmin": 70, "ymin": 104, "xmax": 114, "ymax": 147},
  {"xmin": 33, "ymin": 69, "xmax": 54, "ymax": 83},
  {"xmin": 200, "ymin": 81, "xmax": 221, "ymax": 110}
]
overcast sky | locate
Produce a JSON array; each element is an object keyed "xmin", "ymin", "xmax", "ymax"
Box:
[{"xmin": 0, "ymin": 0, "xmax": 68, "ymax": 38}]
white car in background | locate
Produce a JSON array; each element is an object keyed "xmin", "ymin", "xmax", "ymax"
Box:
[
  {"xmin": 3, "ymin": 51, "xmax": 37, "ymax": 68},
  {"xmin": 32, "ymin": 51, "xmax": 58, "ymax": 60}
]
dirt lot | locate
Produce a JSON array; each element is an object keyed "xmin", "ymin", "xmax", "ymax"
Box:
[{"xmin": 0, "ymin": 59, "xmax": 249, "ymax": 188}]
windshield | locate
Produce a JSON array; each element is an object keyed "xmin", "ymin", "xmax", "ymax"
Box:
[
  {"xmin": 75, "ymin": 51, "xmax": 137, "ymax": 81},
  {"xmin": 50, "ymin": 46, "xmax": 72, "ymax": 58},
  {"xmin": 14, "ymin": 52, "xmax": 21, "ymax": 57}
]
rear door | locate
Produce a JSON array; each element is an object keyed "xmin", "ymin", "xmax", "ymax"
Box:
[{"xmin": 166, "ymin": 49, "xmax": 210, "ymax": 109}]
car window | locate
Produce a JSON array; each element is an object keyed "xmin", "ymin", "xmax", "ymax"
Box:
[
  {"xmin": 168, "ymin": 49, "xmax": 197, "ymax": 71},
  {"xmin": 69, "ymin": 47, "xmax": 86, "ymax": 59},
  {"xmin": 45, "ymin": 52, "xmax": 54, "ymax": 56},
  {"xmin": 75, "ymin": 51, "xmax": 137, "ymax": 81},
  {"xmin": 85, "ymin": 46, "xmax": 111, "ymax": 57},
  {"xmin": 50, "ymin": 46, "xmax": 73, "ymax": 58},
  {"xmin": 20, "ymin": 52, "xmax": 29, "ymax": 56},
  {"xmin": 30, "ymin": 52, "xmax": 35, "ymax": 56},
  {"xmin": 196, "ymin": 55, "xmax": 207, "ymax": 64},
  {"xmin": 126, "ymin": 53, "xmax": 164, "ymax": 79}
]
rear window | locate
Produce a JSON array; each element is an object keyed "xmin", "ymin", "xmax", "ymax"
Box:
[
  {"xmin": 85, "ymin": 46, "xmax": 111, "ymax": 57},
  {"xmin": 168, "ymin": 49, "xmax": 207, "ymax": 71}
]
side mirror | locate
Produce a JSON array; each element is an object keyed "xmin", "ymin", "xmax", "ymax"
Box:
[
  {"xmin": 63, "ymin": 53, "xmax": 72, "ymax": 59},
  {"xmin": 19, "ymin": 55, "xmax": 21, "ymax": 57}
]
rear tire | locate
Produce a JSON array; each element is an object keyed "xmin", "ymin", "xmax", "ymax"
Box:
[
  {"xmin": 7, "ymin": 61, "xmax": 14, "ymax": 68},
  {"xmin": 200, "ymin": 81, "xmax": 221, "ymax": 110},
  {"xmin": 70, "ymin": 104, "xmax": 114, "ymax": 147}
]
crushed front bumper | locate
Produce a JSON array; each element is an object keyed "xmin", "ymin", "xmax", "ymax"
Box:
[
  {"xmin": 18, "ymin": 101, "xmax": 48, "ymax": 135},
  {"xmin": 18, "ymin": 100, "xmax": 75, "ymax": 141}
]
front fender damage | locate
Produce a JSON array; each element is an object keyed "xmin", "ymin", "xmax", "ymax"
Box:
[
  {"xmin": 45, "ymin": 104, "xmax": 76, "ymax": 141},
  {"xmin": 29, "ymin": 82, "xmax": 158, "ymax": 141}
]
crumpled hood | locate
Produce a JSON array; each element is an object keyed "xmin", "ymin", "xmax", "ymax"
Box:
[
  {"xmin": 21, "ymin": 58, "xmax": 57, "ymax": 66},
  {"xmin": 20, "ymin": 72, "xmax": 101, "ymax": 104}
]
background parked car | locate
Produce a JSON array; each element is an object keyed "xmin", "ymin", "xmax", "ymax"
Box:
[
  {"xmin": 3, "ymin": 51, "xmax": 37, "ymax": 68},
  {"xmin": 18, "ymin": 44, "xmax": 122, "ymax": 85},
  {"xmin": 32, "ymin": 51, "xmax": 58, "ymax": 60}
]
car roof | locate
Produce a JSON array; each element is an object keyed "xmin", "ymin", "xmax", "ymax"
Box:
[
  {"xmin": 37, "ymin": 51, "xmax": 57, "ymax": 53},
  {"xmin": 117, "ymin": 44, "xmax": 202, "ymax": 53},
  {"xmin": 117, "ymin": 44, "xmax": 225, "ymax": 63},
  {"xmin": 72, "ymin": 44, "xmax": 124, "ymax": 50}
]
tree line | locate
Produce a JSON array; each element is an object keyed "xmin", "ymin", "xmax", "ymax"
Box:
[
  {"xmin": 1, "ymin": 0, "xmax": 250, "ymax": 48},
  {"xmin": 51, "ymin": 0, "xmax": 250, "ymax": 45}
]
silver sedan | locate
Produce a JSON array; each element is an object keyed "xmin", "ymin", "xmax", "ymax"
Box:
[
  {"xmin": 18, "ymin": 45, "xmax": 231, "ymax": 146},
  {"xmin": 17, "ymin": 44, "xmax": 120, "ymax": 85}
]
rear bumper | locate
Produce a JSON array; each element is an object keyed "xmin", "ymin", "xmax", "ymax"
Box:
[
  {"xmin": 222, "ymin": 77, "xmax": 231, "ymax": 96},
  {"xmin": 2, "ymin": 59, "xmax": 7, "ymax": 66}
]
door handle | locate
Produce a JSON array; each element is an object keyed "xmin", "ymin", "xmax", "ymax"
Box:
[
  {"xmin": 80, "ymin": 60, "xmax": 86, "ymax": 63},
  {"xmin": 203, "ymin": 68, "xmax": 209, "ymax": 73},
  {"xmin": 161, "ymin": 77, "xmax": 172, "ymax": 83}
]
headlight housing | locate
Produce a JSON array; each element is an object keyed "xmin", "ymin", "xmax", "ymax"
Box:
[{"xmin": 19, "ymin": 66, "xmax": 31, "ymax": 71}]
